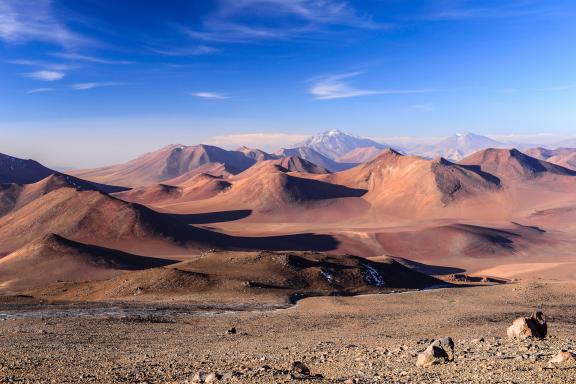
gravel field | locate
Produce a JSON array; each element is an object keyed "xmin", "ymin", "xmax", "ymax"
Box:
[{"xmin": 1, "ymin": 282, "xmax": 575, "ymax": 383}]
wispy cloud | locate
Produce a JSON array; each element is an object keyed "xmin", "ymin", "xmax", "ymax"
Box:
[
  {"xmin": 0, "ymin": 0, "xmax": 88, "ymax": 47},
  {"xmin": 369, "ymin": 135, "xmax": 444, "ymax": 146},
  {"xmin": 51, "ymin": 53, "xmax": 133, "ymax": 65},
  {"xmin": 23, "ymin": 70, "xmax": 65, "ymax": 81},
  {"xmin": 540, "ymin": 84, "xmax": 576, "ymax": 92},
  {"xmin": 425, "ymin": 2, "xmax": 568, "ymax": 21},
  {"xmin": 192, "ymin": 92, "xmax": 229, "ymax": 100},
  {"xmin": 183, "ymin": 0, "xmax": 383, "ymax": 43},
  {"xmin": 150, "ymin": 45, "xmax": 219, "ymax": 56},
  {"xmin": 408, "ymin": 103, "xmax": 434, "ymax": 112},
  {"xmin": 309, "ymin": 72, "xmax": 435, "ymax": 100},
  {"xmin": 26, "ymin": 87, "xmax": 53, "ymax": 94},
  {"xmin": 7, "ymin": 59, "xmax": 77, "ymax": 71},
  {"xmin": 71, "ymin": 82, "xmax": 123, "ymax": 90},
  {"xmin": 208, "ymin": 132, "xmax": 309, "ymax": 149},
  {"xmin": 487, "ymin": 132, "xmax": 569, "ymax": 145}
]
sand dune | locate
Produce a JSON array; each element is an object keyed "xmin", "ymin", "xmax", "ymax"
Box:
[
  {"xmin": 69, "ymin": 144, "xmax": 259, "ymax": 187},
  {"xmin": 0, "ymin": 234, "xmax": 175, "ymax": 293},
  {"xmin": 32, "ymin": 251, "xmax": 442, "ymax": 302}
]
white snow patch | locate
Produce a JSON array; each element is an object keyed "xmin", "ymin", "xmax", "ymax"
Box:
[
  {"xmin": 320, "ymin": 270, "xmax": 334, "ymax": 284},
  {"xmin": 363, "ymin": 263, "xmax": 386, "ymax": 287}
]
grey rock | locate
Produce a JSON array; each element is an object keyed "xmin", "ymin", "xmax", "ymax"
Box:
[
  {"xmin": 507, "ymin": 311, "xmax": 547, "ymax": 339},
  {"xmin": 416, "ymin": 337, "xmax": 455, "ymax": 367}
]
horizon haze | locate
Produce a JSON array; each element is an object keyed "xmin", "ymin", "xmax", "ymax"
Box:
[{"xmin": 1, "ymin": 0, "xmax": 576, "ymax": 167}]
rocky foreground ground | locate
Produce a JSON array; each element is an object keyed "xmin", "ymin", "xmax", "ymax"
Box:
[{"xmin": 1, "ymin": 282, "xmax": 576, "ymax": 383}]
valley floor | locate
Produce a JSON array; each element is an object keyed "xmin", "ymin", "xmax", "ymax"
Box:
[{"xmin": 1, "ymin": 282, "xmax": 576, "ymax": 383}]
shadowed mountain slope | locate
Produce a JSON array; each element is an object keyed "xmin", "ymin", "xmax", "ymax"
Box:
[
  {"xmin": 33, "ymin": 251, "xmax": 443, "ymax": 302},
  {"xmin": 0, "ymin": 173, "xmax": 128, "ymax": 218},
  {"xmin": 330, "ymin": 149, "xmax": 501, "ymax": 216},
  {"xmin": 0, "ymin": 152, "xmax": 54, "ymax": 184},
  {"xmin": 524, "ymin": 147, "xmax": 576, "ymax": 171},
  {"xmin": 459, "ymin": 148, "xmax": 576, "ymax": 180},
  {"xmin": 275, "ymin": 147, "xmax": 355, "ymax": 172}
]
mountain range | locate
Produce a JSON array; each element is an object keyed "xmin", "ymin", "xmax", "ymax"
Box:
[
  {"xmin": 3, "ymin": 129, "xmax": 576, "ymax": 296},
  {"xmin": 410, "ymin": 132, "xmax": 509, "ymax": 161},
  {"xmin": 293, "ymin": 128, "xmax": 390, "ymax": 159}
]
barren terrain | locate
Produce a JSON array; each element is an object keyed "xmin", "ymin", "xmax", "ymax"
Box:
[{"xmin": 1, "ymin": 282, "xmax": 575, "ymax": 383}]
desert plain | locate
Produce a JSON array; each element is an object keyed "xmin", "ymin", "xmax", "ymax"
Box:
[{"xmin": 2, "ymin": 132, "xmax": 576, "ymax": 383}]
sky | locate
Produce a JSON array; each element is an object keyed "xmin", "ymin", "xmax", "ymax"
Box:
[{"xmin": 1, "ymin": 0, "xmax": 576, "ymax": 168}]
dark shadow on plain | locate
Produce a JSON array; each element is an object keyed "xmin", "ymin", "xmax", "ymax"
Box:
[
  {"xmin": 168, "ymin": 210, "xmax": 252, "ymax": 224},
  {"xmin": 511, "ymin": 222, "xmax": 546, "ymax": 233},
  {"xmin": 388, "ymin": 256, "xmax": 466, "ymax": 276},
  {"xmin": 138, "ymin": 205, "xmax": 339, "ymax": 252},
  {"xmin": 285, "ymin": 176, "xmax": 367, "ymax": 200},
  {"xmin": 227, "ymin": 233, "xmax": 340, "ymax": 252}
]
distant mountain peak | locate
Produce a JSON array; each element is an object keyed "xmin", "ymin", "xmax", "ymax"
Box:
[
  {"xmin": 296, "ymin": 129, "xmax": 388, "ymax": 160},
  {"xmin": 327, "ymin": 128, "xmax": 343, "ymax": 136},
  {"xmin": 414, "ymin": 132, "xmax": 507, "ymax": 161}
]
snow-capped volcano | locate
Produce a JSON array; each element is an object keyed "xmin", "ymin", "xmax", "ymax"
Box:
[
  {"xmin": 294, "ymin": 129, "xmax": 387, "ymax": 160},
  {"xmin": 414, "ymin": 132, "xmax": 508, "ymax": 161}
]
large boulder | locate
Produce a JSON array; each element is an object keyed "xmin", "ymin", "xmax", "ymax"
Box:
[
  {"xmin": 416, "ymin": 337, "xmax": 455, "ymax": 367},
  {"xmin": 549, "ymin": 351, "xmax": 576, "ymax": 365},
  {"xmin": 506, "ymin": 311, "xmax": 547, "ymax": 339}
]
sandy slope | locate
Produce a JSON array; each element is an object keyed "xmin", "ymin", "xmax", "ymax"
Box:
[
  {"xmin": 0, "ymin": 234, "xmax": 175, "ymax": 293},
  {"xmin": 153, "ymin": 162, "xmax": 367, "ymax": 219},
  {"xmin": 69, "ymin": 144, "xmax": 258, "ymax": 186},
  {"xmin": 0, "ymin": 173, "xmax": 126, "ymax": 218},
  {"xmin": 0, "ymin": 188, "xmax": 224, "ymax": 256}
]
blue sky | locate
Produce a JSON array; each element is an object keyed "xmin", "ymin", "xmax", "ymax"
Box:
[{"xmin": 1, "ymin": 0, "xmax": 575, "ymax": 167}]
